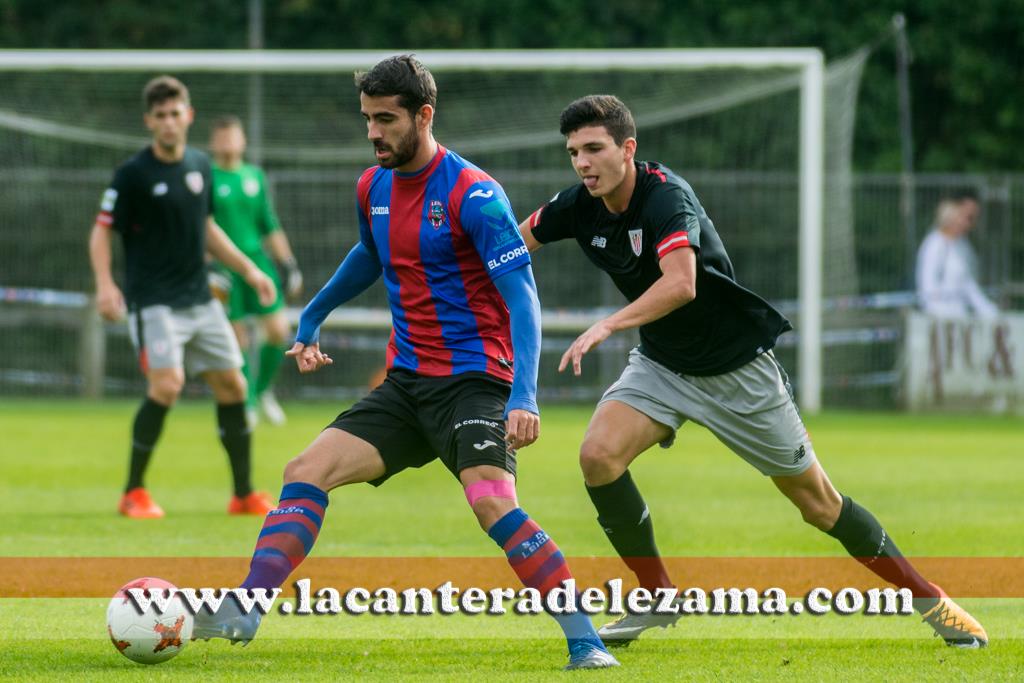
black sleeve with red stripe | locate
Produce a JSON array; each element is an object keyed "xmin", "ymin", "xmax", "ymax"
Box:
[
  {"xmin": 527, "ymin": 186, "xmax": 577, "ymax": 244},
  {"xmin": 95, "ymin": 164, "xmax": 134, "ymax": 233},
  {"xmin": 644, "ymin": 179, "xmax": 701, "ymax": 260}
]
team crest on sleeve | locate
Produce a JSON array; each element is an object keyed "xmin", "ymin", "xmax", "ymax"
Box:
[
  {"xmin": 185, "ymin": 171, "xmax": 204, "ymax": 195},
  {"xmin": 100, "ymin": 188, "xmax": 118, "ymax": 211},
  {"xmin": 628, "ymin": 228, "xmax": 643, "ymax": 256},
  {"xmin": 428, "ymin": 199, "xmax": 446, "ymax": 229}
]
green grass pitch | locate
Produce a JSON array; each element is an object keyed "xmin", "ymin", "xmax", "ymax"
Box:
[{"xmin": 0, "ymin": 399, "xmax": 1021, "ymax": 681}]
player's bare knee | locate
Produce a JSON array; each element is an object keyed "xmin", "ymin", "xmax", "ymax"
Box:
[
  {"xmin": 579, "ymin": 438, "xmax": 621, "ymax": 484},
  {"xmin": 283, "ymin": 453, "xmax": 326, "ymax": 488},
  {"xmin": 226, "ymin": 374, "xmax": 248, "ymax": 403},
  {"xmin": 148, "ymin": 376, "xmax": 183, "ymax": 405},
  {"xmin": 209, "ymin": 371, "xmax": 247, "ymax": 404}
]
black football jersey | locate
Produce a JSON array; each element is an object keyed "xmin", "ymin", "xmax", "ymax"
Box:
[
  {"xmin": 529, "ymin": 160, "xmax": 791, "ymax": 376},
  {"xmin": 97, "ymin": 145, "xmax": 213, "ymax": 309}
]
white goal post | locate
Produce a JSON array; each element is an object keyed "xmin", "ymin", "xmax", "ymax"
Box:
[{"xmin": 0, "ymin": 48, "xmax": 825, "ymax": 412}]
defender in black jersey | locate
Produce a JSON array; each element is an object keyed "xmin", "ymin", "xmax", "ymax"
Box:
[
  {"xmin": 519, "ymin": 95, "xmax": 987, "ymax": 649},
  {"xmin": 88, "ymin": 76, "xmax": 278, "ymax": 519}
]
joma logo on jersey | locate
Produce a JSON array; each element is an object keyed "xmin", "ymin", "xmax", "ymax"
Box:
[
  {"xmin": 428, "ymin": 199, "xmax": 446, "ymax": 229},
  {"xmin": 370, "ymin": 206, "xmax": 389, "ymax": 216}
]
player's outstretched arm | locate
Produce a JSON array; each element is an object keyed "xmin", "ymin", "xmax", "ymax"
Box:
[
  {"xmin": 517, "ymin": 217, "xmax": 544, "ymax": 253},
  {"xmin": 493, "ymin": 265, "xmax": 541, "ymax": 449},
  {"xmin": 205, "ymin": 217, "xmax": 277, "ymax": 306},
  {"xmin": 88, "ymin": 222, "xmax": 126, "ymax": 321},
  {"xmin": 560, "ymin": 247, "xmax": 697, "ymax": 376},
  {"xmin": 290, "ymin": 241, "xmax": 382, "ymax": 373}
]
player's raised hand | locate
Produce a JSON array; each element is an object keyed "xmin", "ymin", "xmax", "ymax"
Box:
[
  {"xmin": 559, "ymin": 319, "xmax": 614, "ymax": 376},
  {"xmin": 505, "ymin": 409, "xmax": 540, "ymax": 450},
  {"xmin": 246, "ymin": 269, "xmax": 277, "ymax": 307},
  {"xmin": 286, "ymin": 341, "xmax": 333, "ymax": 373},
  {"xmin": 95, "ymin": 282, "xmax": 126, "ymax": 321}
]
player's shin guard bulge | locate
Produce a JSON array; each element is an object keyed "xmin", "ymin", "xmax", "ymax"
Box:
[
  {"xmin": 826, "ymin": 495, "xmax": 988, "ymax": 647},
  {"xmin": 195, "ymin": 482, "xmax": 329, "ymax": 644},
  {"xmin": 487, "ymin": 508, "xmax": 616, "ymax": 666},
  {"xmin": 242, "ymin": 482, "xmax": 329, "ymax": 591},
  {"xmin": 585, "ymin": 470, "xmax": 672, "ymax": 591},
  {"xmin": 826, "ymin": 495, "xmax": 940, "ymax": 603}
]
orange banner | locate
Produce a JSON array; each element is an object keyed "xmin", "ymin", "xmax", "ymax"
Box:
[{"xmin": 1, "ymin": 557, "xmax": 1021, "ymax": 598}]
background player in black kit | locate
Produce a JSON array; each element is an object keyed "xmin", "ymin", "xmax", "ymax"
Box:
[
  {"xmin": 88, "ymin": 76, "xmax": 277, "ymax": 519},
  {"xmin": 518, "ymin": 95, "xmax": 987, "ymax": 649}
]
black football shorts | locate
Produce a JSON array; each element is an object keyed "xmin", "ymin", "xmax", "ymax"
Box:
[{"xmin": 327, "ymin": 369, "xmax": 515, "ymax": 486}]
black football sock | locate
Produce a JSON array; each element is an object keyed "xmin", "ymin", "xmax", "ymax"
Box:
[
  {"xmin": 826, "ymin": 495, "xmax": 941, "ymax": 612},
  {"xmin": 586, "ymin": 470, "xmax": 673, "ymax": 590},
  {"xmin": 126, "ymin": 397, "xmax": 169, "ymax": 492},
  {"xmin": 217, "ymin": 402, "xmax": 253, "ymax": 498}
]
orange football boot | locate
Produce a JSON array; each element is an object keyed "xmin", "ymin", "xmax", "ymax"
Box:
[
  {"xmin": 228, "ymin": 491, "xmax": 275, "ymax": 515},
  {"xmin": 118, "ymin": 487, "xmax": 165, "ymax": 519}
]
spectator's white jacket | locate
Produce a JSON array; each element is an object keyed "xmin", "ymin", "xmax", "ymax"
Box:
[{"xmin": 915, "ymin": 228, "xmax": 998, "ymax": 319}]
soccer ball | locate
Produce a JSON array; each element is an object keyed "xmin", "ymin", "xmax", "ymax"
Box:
[{"xmin": 106, "ymin": 577, "xmax": 194, "ymax": 665}]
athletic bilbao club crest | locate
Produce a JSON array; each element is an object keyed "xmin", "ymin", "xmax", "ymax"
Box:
[
  {"xmin": 428, "ymin": 199, "xmax": 445, "ymax": 229},
  {"xmin": 628, "ymin": 228, "xmax": 643, "ymax": 256},
  {"xmin": 185, "ymin": 171, "xmax": 204, "ymax": 195}
]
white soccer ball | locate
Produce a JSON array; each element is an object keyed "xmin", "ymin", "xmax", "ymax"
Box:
[{"xmin": 106, "ymin": 577, "xmax": 194, "ymax": 665}]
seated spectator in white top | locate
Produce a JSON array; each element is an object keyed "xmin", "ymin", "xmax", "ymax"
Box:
[{"xmin": 915, "ymin": 190, "xmax": 998, "ymax": 319}]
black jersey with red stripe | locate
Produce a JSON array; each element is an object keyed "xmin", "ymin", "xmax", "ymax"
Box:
[
  {"xmin": 529, "ymin": 160, "xmax": 791, "ymax": 376},
  {"xmin": 96, "ymin": 146, "xmax": 213, "ymax": 309}
]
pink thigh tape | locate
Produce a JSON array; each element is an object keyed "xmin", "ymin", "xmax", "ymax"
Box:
[{"xmin": 464, "ymin": 479, "xmax": 517, "ymax": 507}]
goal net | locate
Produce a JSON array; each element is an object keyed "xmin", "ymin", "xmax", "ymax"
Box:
[{"xmin": 0, "ymin": 49, "xmax": 867, "ymax": 409}]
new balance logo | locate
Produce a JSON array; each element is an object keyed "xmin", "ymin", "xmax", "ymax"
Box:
[
  {"xmin": 469, "ymin": 189, "xmax": 494, "ymax": 199},
  {"xmin": 591, "ymin": 236, "xmax": 607, "ymax": 248},
  {"xmin": 370, "ymin": 206, "xmax": 389, "ymax": 215},
  {"xmin": 793, "ymin": 445, "xmax": 806, "ymax": 462},
  {"xmin": 473, "ymin": 440, "xmax": 499, "ymax": 451}
]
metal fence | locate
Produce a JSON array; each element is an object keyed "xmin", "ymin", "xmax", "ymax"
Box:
[{"xmin": 2, "ymin": 171, "xmax": 1022, "ymax": 408}]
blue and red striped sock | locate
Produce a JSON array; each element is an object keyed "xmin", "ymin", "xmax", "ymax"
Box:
[
  {"xmin": 488, "ymin": 508, "xmax": 602, "ymax": 649},
  {"xmin": 241, "ymin": 482, "xmax": 329, "ymax": 591}
]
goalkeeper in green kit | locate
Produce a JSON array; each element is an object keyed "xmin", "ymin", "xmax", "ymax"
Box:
[{"xmin": 209, "ymin": 116, "xmax": 302, "ymax": 425}]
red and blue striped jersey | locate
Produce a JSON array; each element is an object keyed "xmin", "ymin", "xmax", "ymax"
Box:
[{"xmin": 355, "ymin": 146, "xmax": 531, "ymax": 382}]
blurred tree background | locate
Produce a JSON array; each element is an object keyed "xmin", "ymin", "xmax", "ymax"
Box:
[{"xmin": 0, "ymin": 0, "xmax": 1021, "ymax": 173}]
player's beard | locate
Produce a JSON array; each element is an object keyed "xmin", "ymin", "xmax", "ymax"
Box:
[{"xmin": 374, "ymin": 125, "xmax": 420, "ymax": 169}]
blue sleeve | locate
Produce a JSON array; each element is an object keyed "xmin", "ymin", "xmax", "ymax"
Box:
[
  {"xmin": 492, "ymin": 265, "xmax": 541, "ymax": 417},
  {"xmin": 458, "ymin": 180, "xmax": 531, "ymax": 279},
  {"xmin": 295, "ymin": 241, "xmax": 382, "ymax": 345}
]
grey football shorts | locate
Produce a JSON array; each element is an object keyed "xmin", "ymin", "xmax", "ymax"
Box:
[
  {"xmin": 127, "ymin": 299, "xmax": 244, "ymax": 376},
  {"xmin": 599, "ymin": 348, "xmax": 816, "ymax": 477}
]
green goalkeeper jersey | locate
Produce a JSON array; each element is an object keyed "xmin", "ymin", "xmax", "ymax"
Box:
[{"xmin": 211, "ymin": 162, "xmax": 280, "ymax": 255}]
